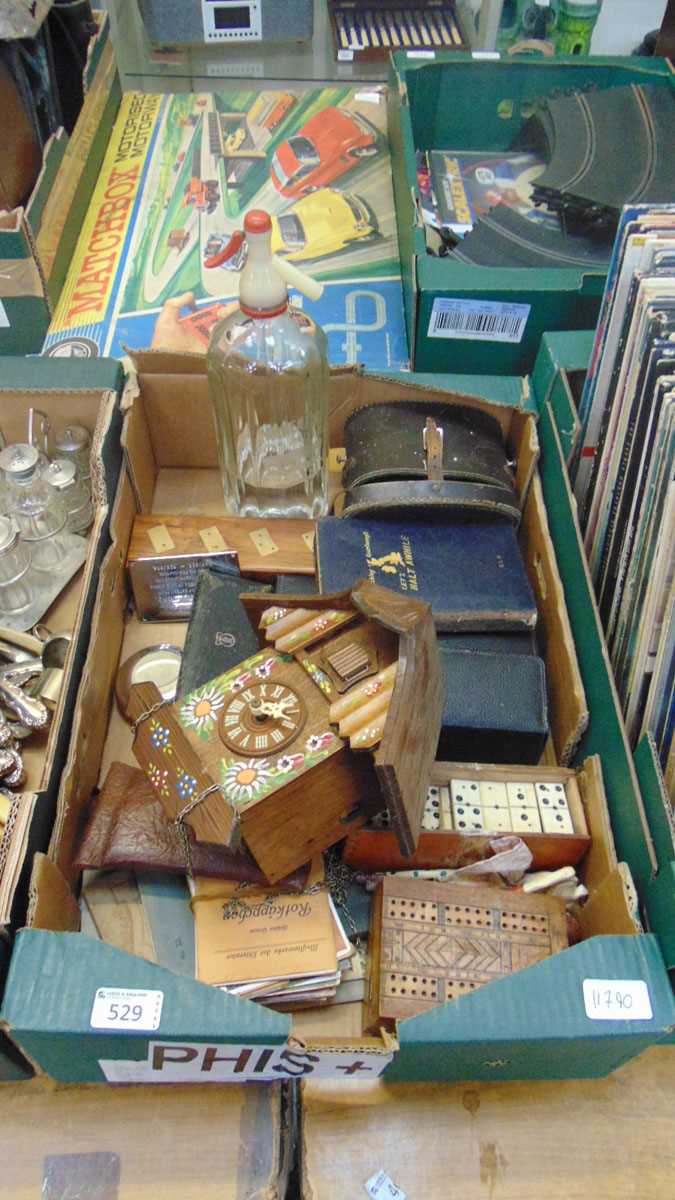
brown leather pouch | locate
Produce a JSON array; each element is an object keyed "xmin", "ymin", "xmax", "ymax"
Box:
[{"xmin": 75, "ymin": 762, "xmax": 310, "ymax": 891}]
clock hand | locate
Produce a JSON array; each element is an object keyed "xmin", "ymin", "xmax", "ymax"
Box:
[{"xmin": 255, "ymin": 698, "xmax": 296, "ymax": 720}]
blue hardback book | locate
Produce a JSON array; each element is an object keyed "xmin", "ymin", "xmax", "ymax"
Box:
[{"xmin": 316, "ymin": 517, "xmax": 537, "ymax": 631}]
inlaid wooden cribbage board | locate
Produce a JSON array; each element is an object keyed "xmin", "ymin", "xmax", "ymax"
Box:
[{"xmin": 365, "ymin": 876, "xmax": 568, "ymax": 1031}]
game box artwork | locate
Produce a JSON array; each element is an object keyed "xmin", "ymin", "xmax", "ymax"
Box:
[{"xmin": 43, "ymin": 86, "xmax": 408, "ymax": 370}]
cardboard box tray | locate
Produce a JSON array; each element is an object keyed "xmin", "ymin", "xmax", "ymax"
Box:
[
  {"xmin": 0, "ymin": 357, "xmax": 124, "ymax": 937},
  {"xmin": 531, "ymin": 330, "xmax": 675, "ymax": 982},
  {"xmin": 388, "ymin": 52, "xmax": 675, "ymax": 376},
  {"xmin": 0, "ymin": 11, "xmax": 121, "ymax": 355},
  {"xmin": 1, "ymin": 358, "xmax": 673, "ymax": 1085}
]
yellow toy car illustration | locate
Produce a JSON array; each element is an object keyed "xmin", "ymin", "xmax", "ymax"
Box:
[{"xmin": 270, "ymin": 189, "xmax": 379, "ymax": 262}]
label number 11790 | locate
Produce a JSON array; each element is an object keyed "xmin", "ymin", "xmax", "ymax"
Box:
[{"xmin": 583, "ymin": 979, "xmax": 652, "ymax": 1021}]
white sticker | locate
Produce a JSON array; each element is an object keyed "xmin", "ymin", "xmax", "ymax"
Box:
[
  {"xmin": 337, "ymin": 49, "xmax": 354, "ymax": 61},
  {"xmin": 365, "ymin": 1170, "xmax": 406, "ymax": 1200},
  {"xmin": 472, "ymin": 50, "xmax": 501, "ymax": 60},
  {"xmin": 90, "ymin": 987, "xmax": 164, "ymax": 1032},
  {"xmin": 583, "ymin": 979, "xmax": 653, "ymax": 1021},
  {"xmin": 99, "ymin": 1041, "xmax": 393, "ymax": 1082},
  {"xmin": 407, "ymin": 50, "xmax": 435, "ymax": 59},
  {"xmin": 0, "ymin": 300, "xmax": 9, "ymax": 329},
  {"xmin": 428, "ymin": 298, "xmax": 530, "ymax": 344}
]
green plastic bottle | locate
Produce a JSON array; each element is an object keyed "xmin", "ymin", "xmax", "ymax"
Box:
[{"xmin": 556, "ymin": 0, "xmax": 602, "ymax": 55}]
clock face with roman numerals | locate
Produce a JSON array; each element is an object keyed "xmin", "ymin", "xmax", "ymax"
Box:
[{"xmin": 218, "ymin": 681, "xmax": 307, "ymax": 756}]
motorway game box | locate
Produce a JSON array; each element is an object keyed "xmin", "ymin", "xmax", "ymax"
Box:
[{"xmin": 43, "ymin": 86, "xmax": 408, "ymax": 370}]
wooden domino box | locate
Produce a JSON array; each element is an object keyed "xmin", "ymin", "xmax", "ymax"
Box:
[{"xmin": 344, "ymin": 762, "xmax": 592, "ymax": 872}]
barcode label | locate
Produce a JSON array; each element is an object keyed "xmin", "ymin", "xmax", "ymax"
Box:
[{"xmin": 428, "ymin": 298, "xmax": 530, "ymax": 344}]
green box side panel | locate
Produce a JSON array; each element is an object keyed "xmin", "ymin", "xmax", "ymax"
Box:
[
  {"xmin": 414, "ymin": 274, "xmax": 602, "ymax": 376},
  {"xmin": 387, "ymin": 76, "xmax": 420, "ymax": 366},
  {"xmin": 392, "ymin": 52, "xmax": 675, "ymax": 153},
  {"xmin": 536, "ymin": 401, "xmax": 655, "ymax": 889},
  {"xmin": 47, "ymin": 80, "xmax": 122, "ymax": 305},
  {"xmin": 635, "ymin": 736, "xmax": 675, "ymax": 972},
  {"xmin": 0, "ymin": 300, "xmax": 50, "ymax": 355},
  {"xmin": 0, "ymin": 939, "xmax": 32, "ymax": 1081},
  {"xmin": 389, "ymin": 53, "xmax": 673, "ymax": 375},
  {"xmin": 27, "ymin": 132, "xmax": 69, "ymax": 239},
  {"xmin": 1, "ymin": 931, "xmax": 290, "ymax": 1083},
  {"xmin": 531, "ymin": 330, "xmax": 595, "ymax": 396},
  {"xmin": 389, "ymin": 934, "xmax": 675, "ymax": 1082},
  {"xmin": 0, "ymin": 355, "xmax": 124, "ymax": 394},
  {"xmin": 370, "ymin": 368, "xmax": 526, "ymax": 409}
]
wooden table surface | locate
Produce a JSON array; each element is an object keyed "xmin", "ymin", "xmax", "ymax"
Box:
[{"xmin": 301, "ymin": 1045, "xmax": 675, "ymax": 1200}]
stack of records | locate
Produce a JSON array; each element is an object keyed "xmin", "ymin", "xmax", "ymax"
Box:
[{"xmin": 573, "ymin": 204, "xmax": 675, "ymax": 783}]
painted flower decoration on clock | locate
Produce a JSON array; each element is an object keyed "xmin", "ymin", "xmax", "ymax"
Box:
[
  {"xmin": 180, "ymin": 685, "xmax": 225, "ymax": 735},
  {"xmin": 222, "ymin": 758, "xmax": 272, "ymax": 804}
]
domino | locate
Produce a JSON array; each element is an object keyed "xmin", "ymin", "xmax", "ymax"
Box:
[
  {"xmin": 439, "ymin": 785, "xmax": 453, "ymax": 830},
  {"xmin": 480, "ymin": 780, "xmax": 508, "ymax": 808},
  {"xmin": 508, "ymin": 806, "xmax": 542, "ymax": 833},
  {"xmin": 482, "ymin": 806, "xmax": 512, "ymax": 833},
  {"xmin": 536, "ymin": 782, "xmax": 568, "ymax": 810},
  {"xmin": 507, "ymin": 782, "xmax": 537, "ymax": 809},
  {"xmin": 452, "ymin": 801, "xmax": 485, "ymax": 833},
  {"xmin": 451, "ymin": 778, "xmax": 481, "ymax": 805},
  {"xmin": 422, "ymin": 786, "xmax": 441, "ymax": 831},
  {"xmin": 541, "ymin": 808, "xmax": 574, "ymax": 835}
]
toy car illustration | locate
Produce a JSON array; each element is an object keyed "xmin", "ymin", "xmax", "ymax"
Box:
[
  {"xmin": 271, "ymin": 189, "xmax": 379, "ymax": 262},
  {"xmin": 204, "ymin": 190, "xmax": 379, "ymax": 272},
  {"xmin": 183, "ymin": 177, "xmax": 219, "ymax": 214},
  {"xmin": 270, "ymin": 106, "xmax": 379, "ymax": 198},
  {"xmin": 167, "ymin": 228, "xmax": 189, "ymax": 252}
]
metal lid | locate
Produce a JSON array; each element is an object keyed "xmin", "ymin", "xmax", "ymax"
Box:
[
  {"xmin": 43, "ymin": 458, "xmax": 76, "ymax": 490},
  {"xmin": 0, "ymin": 516, "xmax": 19, "ymax": 554},
  {"xmin": 54, "ymin": 424, "xmax": 90, "ymax": 454},
  {"xmin": 0, "ymin": 443, "xmax": 39, "ymax": 479},
  {"xmin": 115, "ymin": 644, "xmax": 183, "ymax": 722}
]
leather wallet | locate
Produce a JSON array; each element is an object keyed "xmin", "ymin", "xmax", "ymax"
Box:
[
  {"xmin": 437, "ymin": 644, "xmax": 549, "ymax": 764},
  {"xmin": 177, "ymin": 561, "xmax": 271, "ymax": 696},
  {"xmin": 75, "ymin": 762, "xmax": 309, "ymax": 890}
]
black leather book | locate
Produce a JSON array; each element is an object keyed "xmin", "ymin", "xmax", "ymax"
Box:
[{"xmin": 177, "ymin": 562, "xmax": 272, "ymax": 697}]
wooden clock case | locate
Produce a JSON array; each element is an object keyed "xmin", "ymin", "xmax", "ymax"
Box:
[{"xmin": 129, "ymin": 581, "xmax": 443, "ymax": 883}]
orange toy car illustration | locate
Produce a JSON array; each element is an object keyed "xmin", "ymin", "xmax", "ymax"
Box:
[
  {"xmin": 263, "ymin": 92, "xmax": 296, "ymax": 131},
  {"xmin": 183, "ymin": 176, "xmax": 219, "ymax": 214},
  {"xmin": 270, "ymin": 106, "xmax": 379, "ymax": 198}
]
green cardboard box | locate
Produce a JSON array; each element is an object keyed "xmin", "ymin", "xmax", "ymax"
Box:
[
  {"xmin": 532, "ymin": 331, "xmax": 675, "ymax": 982},
  {"xmin": 388, "ymin": 52, "xmax": 675, "ymax": 375},
  {"xmin": 0, "ymin": 356, "xmax": 125, "ymax": 1081},
  {"xmin": 0, "ymin": 12, "xmax": 120, "ymax": 354},
  {"xmin": 1, "ymin": 357, "xmax": 673, "ymax": 1086}
]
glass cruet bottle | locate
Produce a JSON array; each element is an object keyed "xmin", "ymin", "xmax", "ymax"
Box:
[
  {"xmin": 43, "ymin": 458, "xmax": 93, "ymax": 534},
  {"xmin": 0, "ymin": 516, "xmax": 34, "ymax": 615},
  {"xmin": 52, "ymin": 423, "xmax": 91, "ymax": 481},
  {"xmin": 0, "ymin": 443, "xmax": 69, "ymax": 572},
  {"xmin": 206, "ymin": 209, "xmax": 329, "ymax": 520}
]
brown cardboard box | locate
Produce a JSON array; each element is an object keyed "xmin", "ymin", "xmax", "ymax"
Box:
[
  {"xmin": 0, "ymin": 364, "xmax": 122, "ymax": 934},
  {"xmin": 0, "ymin": 1078, "xmax": 290, "ymax": 1199},
  {"xmin": 300, "ymin": 1046, "xmax": 675, "ymax": 1199},
  {"xmin": 7, "ymin": 358, "xmax": 643, "ymax": 1078}
]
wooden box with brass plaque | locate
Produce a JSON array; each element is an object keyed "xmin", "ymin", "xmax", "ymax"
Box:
[
  {"xmin": 126, "ymin": 513, "xmax": 316, "ymax": 620},
  {"xmin": 129, "ymin": 580, "xmax": 443, "ymax": 883},
  {"xmin": 365, "ymin": 876, "xmax": 568, "ymax": 1033}
]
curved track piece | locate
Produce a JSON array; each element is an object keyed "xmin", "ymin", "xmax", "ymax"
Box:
[{"xmin": 450, "ymin": 205, "xmax": 611, "ymax": 270}]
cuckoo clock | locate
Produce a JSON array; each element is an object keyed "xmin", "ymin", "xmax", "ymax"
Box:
[{"xmin": 129, "ymin": 580, "xmax": 442, "ymax": 883}]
